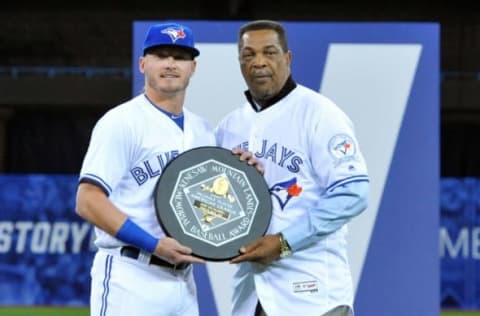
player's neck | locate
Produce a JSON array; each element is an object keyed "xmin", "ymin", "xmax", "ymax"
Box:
[{"xmin": 144, "ymin": 91, "xmax": 184, "ymax": 115}]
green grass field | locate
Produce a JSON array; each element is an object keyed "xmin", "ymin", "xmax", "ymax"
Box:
[{"xmin": 0, "ymin": 308, "xmax": 478, "ymax": 316}]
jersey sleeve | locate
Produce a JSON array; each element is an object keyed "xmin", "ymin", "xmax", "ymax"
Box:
[
  {"xmin": 280, "ymin": 102, "xmax": 370, "ymax": 251},
  {"xmin": 282, "ymin": 180, "xmax": 369, "ymax": 251},
  {"xmin": 309, "ymin": 103, "xmax": 369, "ymax": 191},
  {"xmin": 79, "ymin": 110, "xmax": 134, "ymax": 195}
]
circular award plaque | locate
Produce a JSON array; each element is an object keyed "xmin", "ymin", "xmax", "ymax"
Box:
[{"xmin": 154, "ymin": 146, "xmax": 272, "ymax": 261}]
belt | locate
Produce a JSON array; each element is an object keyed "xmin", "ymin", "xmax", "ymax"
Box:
[{"xmin": 120, "ymin": 246, "xmax": 190, "ymax": 270}]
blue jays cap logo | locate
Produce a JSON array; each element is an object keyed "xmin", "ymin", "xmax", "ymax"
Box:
[
  {"xmin": 161, "ymin": 26, "xmax": 186, "ymax": 43},
  {"xmin": 328, "ymin": 134, "xmax": 356, "ymax": 166},
  {"xmin": 270, "ymin": 177, "xmax": 303, "ymax": 210},
  {"xmin": 143, "ymin": 23, "xmax": 200, "ymax": 57}
]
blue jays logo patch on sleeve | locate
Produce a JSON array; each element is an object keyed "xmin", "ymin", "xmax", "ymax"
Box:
[{"xmin": 328, "ymin": 134, "xmax": 356, "ymax": 166}]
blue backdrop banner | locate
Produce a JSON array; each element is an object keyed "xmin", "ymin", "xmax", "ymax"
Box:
[
  {"xmin": 0, "ymin": 175, "xmax": 94, "ymax": 306},
  {"xmin": 440, "ymin": 177, "xmax": 480, "ymax": 310}
]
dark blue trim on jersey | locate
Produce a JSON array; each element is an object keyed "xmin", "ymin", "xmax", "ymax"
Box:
[
  {"xmin": 143, "ymin": 94, "xmax": 184, "ymax": 130},
  {"xmin": 326, "ymin": 175, "xmax": 369, "ymax": 192},
  {"xmin": 100, "ymin": 255, "xmax": 113, "ymax": 316},
  {"xmin": 171, "ymin": 115, "xmax": 184, "ymax": 130},
  {"xmin": 80, "ymin": 174, "xmax": 112, "ymax": 196}
]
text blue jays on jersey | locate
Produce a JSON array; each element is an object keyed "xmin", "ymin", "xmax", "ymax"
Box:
[
  {"xmin": 236, "ymin": 140, "xmax": 303, "ymax": 173},
  {"xmin": 130, "ymin": 150, "xmax": 179, "ymax": 185}
]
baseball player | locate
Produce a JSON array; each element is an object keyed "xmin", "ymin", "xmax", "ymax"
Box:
[
  {"xmin": 75, "ymin": 22, "xmax": 213, "ymax": 316},
  {"xmin": 215, "ymin": 20, "xmax": 370, "ymax": 316}
]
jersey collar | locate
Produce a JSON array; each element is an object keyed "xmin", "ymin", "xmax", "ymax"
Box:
[
  {"xmin": 244, "ymin": 76, "xmax": 297, "ymax": 112},
  {"xmin": 143, "ymin": 94, "xmax": 184, "ymax": 130}
]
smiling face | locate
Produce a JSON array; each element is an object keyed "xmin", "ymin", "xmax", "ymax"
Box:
[
  {"xmin": 140, "ymin": 46, "xmax": 196, "ymax": 97},
  {"xmin": 239, "ymin": 29, "xmax": 291, "ymax": 106}
]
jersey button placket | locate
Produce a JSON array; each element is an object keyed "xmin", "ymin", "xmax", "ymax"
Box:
[{"xmin": 249, "ymin": 116, "xmax": 263, "ymax": 154}]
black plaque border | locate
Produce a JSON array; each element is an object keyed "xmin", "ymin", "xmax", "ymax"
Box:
[{"xmin": 154, "ymin": 146, "xmax": 272, "ymax": 261}]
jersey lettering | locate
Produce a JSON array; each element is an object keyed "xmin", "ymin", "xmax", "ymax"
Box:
[
  {"xmin": 254, "ymin": 140, "xmax": 303, "ymax": 173},
  {"xmin": 239, "ymin": 141, "xmax": 249, "ymax": 151},
  {"xmin": 278, "ymin": 147, "xmax": 295, "ymax": 167},
  {"xmin": 144, "ymin": 160, "xmax": 160, "ymax": 177},
  {"xmin": 131, "ymin": 167, "xmax": 148, "ymax": 185},
  {"xmin": 288, "ymin": 156, "xmax": 303, "ymax": 173},
  {"xmin": 130, "ymin": 150, "xmax": 179, "ymax": 185},
  {"xmin": 263, "ymin": 143, "xmax": 277, "ymax": 162}
]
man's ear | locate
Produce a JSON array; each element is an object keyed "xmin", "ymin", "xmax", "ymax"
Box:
[{"xmin": 139, "ymin": 56, "xmax": 146, "ymax": 74}]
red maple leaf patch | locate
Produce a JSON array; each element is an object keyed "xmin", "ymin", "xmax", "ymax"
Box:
[{"xmin": 287, "ymin": 184, "xmax": 302, "ymax": 196}]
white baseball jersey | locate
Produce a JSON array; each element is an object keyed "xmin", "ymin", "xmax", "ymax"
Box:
[
  {"xmin": 80, "ymin": 93, "xmax": 215, "ymax": 316},
  {"xmin": 80, "ymin": 94, "xmax": 215, "ymax": 248},
  {"xmin": 215, "ymin": 84, "xmax": 368, "ymax": 316}
]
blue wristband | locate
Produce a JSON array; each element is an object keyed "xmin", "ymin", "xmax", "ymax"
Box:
[{"xmin": 115, "ymin": 219, "xmax": 159, "ymax": 253}]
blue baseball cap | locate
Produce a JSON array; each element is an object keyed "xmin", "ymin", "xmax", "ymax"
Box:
[{"xmin": 142, "ymin": 22, "xmax": 200, "ymax": 58}]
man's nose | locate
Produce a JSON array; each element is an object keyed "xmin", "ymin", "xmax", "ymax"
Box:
[
  {"xmin": 164, "ymin": 56, "xmax": 177, "ymax": 67},
  {"xmin": 252, "ymin": 54, "xmax": 267, "ymax": 67}
]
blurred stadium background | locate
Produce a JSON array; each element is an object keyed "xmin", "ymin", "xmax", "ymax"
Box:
[{"xmin": 0, "ymin": 1, "xmax": 479, "ymax": 315}]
